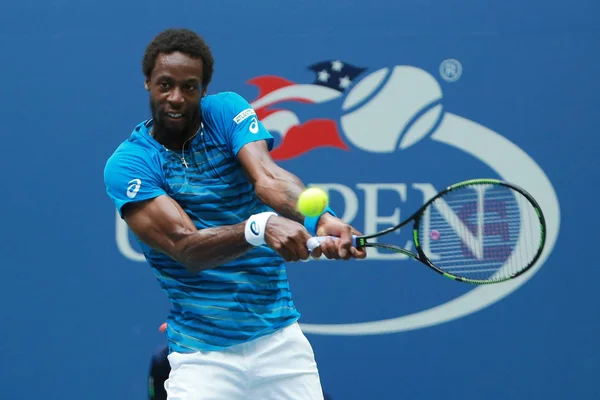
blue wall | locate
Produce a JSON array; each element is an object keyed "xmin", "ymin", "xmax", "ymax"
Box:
[{"xmin": 1, "ymin": 1, "xmax": 598, "ymax": 399}]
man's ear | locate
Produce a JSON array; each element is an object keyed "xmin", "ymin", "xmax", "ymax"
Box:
[{"xmin": 144, "ymin": 79, "xmax": 150, "ymax": 90}]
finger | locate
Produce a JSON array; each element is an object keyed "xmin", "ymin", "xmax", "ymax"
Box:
[
  {"xmin": 276, "ymin": 246, "xmax": 296, "ymax": 263},
  {"xmin": 351, "ymin": 246, "xmax": 368, "ymax": 259},
  {"xmin": 320, "ymin": 237, "xmax": 340, "ymax": 259},
  {"xmin": 287, "ymin": 233, "xmax": 309, "ymax": 262},
  {"xmin": 287, "ymin": 242, "xmax": 301, "ymax": 262},
  {"xmin": 295, "ymin": 230, "xmax": 314, "ymax": 261},
  {"xmin": 297, "ymin": 242, "xmax": 310, "ymax": 261},
  {"xmin": 338, "ymin": 226, "xmax": 353, "ymax": 259},
  {"xmin": 310, "ymin": 246, "xmax": 323, "ymax": 260}
]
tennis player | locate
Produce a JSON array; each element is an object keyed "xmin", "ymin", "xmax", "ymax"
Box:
[{"xmin": 104, "ymin": 28, "xmax": 366, "ymax": 399}]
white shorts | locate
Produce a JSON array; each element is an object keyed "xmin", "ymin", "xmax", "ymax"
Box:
[{"xmin": 165, "ymin": 322, "xmax": 324, "ymax": 400}]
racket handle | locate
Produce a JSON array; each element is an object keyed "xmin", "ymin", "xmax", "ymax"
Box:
[{"xmin": 306, "ymin": 235, "xmax": 358, "ymax": 252}]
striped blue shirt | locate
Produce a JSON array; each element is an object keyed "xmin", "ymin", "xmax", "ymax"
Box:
[{"xmin": 104, "ymin": 92, "xmax": 300, "ymax": 352}]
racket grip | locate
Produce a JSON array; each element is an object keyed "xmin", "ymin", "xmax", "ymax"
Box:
[{"xmin": 306, "ymin": 235, "xmax": 358, "ymax": 252}]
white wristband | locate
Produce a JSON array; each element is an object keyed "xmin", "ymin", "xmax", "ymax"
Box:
[{"xmin": 245, "ymin": 212, "xmax": 277, "ymax": 246}]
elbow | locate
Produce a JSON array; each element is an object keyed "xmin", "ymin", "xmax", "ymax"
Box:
[
  {"xmin": 254, "ymin": 168, "xmax": 282, "ymax": 202},
  {"xmin": 173, "ymin": 230, "xmax": 227, "ymax": 274},
  {"xmin": 169, "ymin": 231, "xmax": 209, "ymax": 273},
  {"xmin": 253, "ymin": 177, "xmax": 274, "ymax": 203},
  {"xmin": 173, "ymin": 249, "xmax": 196, "ymax": 272},
  {"xmin": 175, "ymin": 251, "xmax": 209, "ymax": 274},
  {"xmin": 175, "ymin": 248, "xmax": 208, "ymax": 274}
]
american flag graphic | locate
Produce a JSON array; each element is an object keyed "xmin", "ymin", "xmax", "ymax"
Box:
[{"xmin": 248, "ymin": 60, "xmax": 367, "ymax": 160}]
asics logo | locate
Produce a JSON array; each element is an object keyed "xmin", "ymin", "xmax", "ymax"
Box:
[
  {"xmin": 250, "ymin": 221, "xmax": 260, "ymax": 235},
  {"xmin": 127, "ymin": 179, "xmax": 142, "ymax": 199},
  {"xmin": 249, "ymin": 117, "xmax": 259, "ymax": 134}
]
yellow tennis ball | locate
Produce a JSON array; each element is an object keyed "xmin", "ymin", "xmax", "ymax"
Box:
[{"xmin": 297, "ymin": 187, "xmax": 329, "ymax": 217}]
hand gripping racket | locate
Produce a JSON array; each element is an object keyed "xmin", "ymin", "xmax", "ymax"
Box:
[{"xmin": 306, "ymin": 179, "xmax": 547, "ymax": 284}]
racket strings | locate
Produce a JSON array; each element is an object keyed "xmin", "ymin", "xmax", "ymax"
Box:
[{"xmin": 418, "ymin": 184, "xmax": 542, "ymax": 282}]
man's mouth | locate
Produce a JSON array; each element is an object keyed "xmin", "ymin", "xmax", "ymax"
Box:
[{"xmin": 166, "ymin": 112, "xmax": 184, "ymax": 119}]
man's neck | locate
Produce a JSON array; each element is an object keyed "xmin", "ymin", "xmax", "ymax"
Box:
[{"xmin": 151, "ymin": 122, "xmax": 201, "ymax": 151}]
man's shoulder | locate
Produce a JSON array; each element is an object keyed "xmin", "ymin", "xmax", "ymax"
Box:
[
  {"xmin": 202, "ymin": 91, "xmax": 253, "ymax": 115},
  {"xmin": 203, "ymin": 91, "xmax": 248, "ymax": 105},
  {"xmin": 201, "ymin": 92, "xmax": 256, "ymax": 135},
  {"xmin": 105, "ymin": 121, "xmax": 160, "ymax": 171}
]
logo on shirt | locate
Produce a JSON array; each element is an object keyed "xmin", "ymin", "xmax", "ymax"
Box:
[
  {"xmin": 250, "ymin": 221, "xmax": 260, "ymax": 235},
  {"xmin": 127, "ymin": 179, "xmax": 142, "ymax": 199},
  {"xmin": 249, "ymin": 117, "xmax": 259, "ymax": 134},
  {"xmin": 233, "ymin": 108, "xmax": 256, "ymax": 124}
]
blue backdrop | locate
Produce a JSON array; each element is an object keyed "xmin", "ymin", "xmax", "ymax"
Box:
[{"xmin": 1, "ymin": 1, "xmax": 598, "ymax": 399}]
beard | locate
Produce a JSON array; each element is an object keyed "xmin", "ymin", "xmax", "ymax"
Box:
[{"xmin": 150, "ymin": 99, "xmax": 201, "ymax": 143}]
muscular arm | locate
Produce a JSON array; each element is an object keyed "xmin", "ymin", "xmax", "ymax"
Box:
[
  {"xmin": 238, "ymin": 140, "xmax": 358, "ymax": 259},
  {"xmin": 122, "ymin": 195, "xmax": 252, "ymax": 273},
  {"xmin": 238, "ymin": 140, "xmax": 366, "ymax": 261},
  {"xmin": 237, "ymin": 140, "xmax": 309, "ymax": 224}
]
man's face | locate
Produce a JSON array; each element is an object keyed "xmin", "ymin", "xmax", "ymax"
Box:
[{"xmin": 146, "ymin": 52, "xmax": 206, "ymax": 138}]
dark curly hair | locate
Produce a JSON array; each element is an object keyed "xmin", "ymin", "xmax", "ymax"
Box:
[{"xmin": 142, "ymin": 28, "xmax": 214, "ymax": 89}]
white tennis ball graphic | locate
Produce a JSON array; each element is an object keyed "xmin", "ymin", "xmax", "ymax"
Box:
[{"xmin": 340, "ymin": 66, "xmax": 444, "ymax": 152}]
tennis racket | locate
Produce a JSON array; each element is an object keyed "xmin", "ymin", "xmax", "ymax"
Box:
[{"xmin": 306, "ymin": 178, "xmax": 547, "ymax": 285}]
